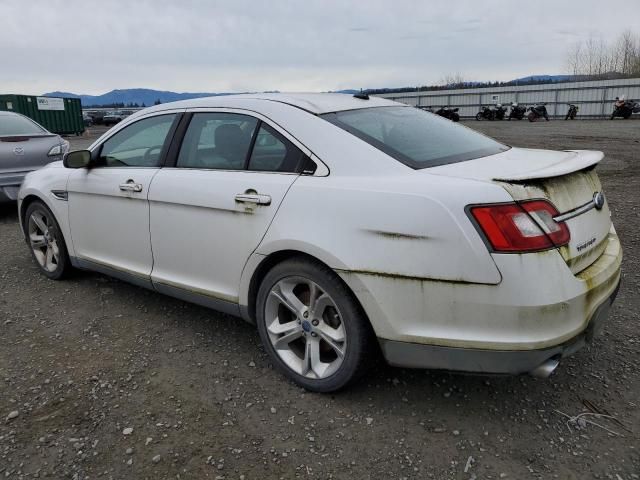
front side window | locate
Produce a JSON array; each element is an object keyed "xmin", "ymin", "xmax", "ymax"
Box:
[
  {"xmin": 322, "ymin": 106, "xmax": 509, "ymax": 169},
  {"xmin": 99, "ymin": 114, "xmax": 177, "ymax": 167},
  {"xmin": 177, "ymin": 113, "xmax": 258, "ymax": 170}
]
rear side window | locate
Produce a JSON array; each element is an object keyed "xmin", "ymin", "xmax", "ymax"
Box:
[
  {"xmin": 322, "ymin": 106, "xmax": 509, "ymax": 169},
  {"xmin": 248, "ymin": 124, "xmax": 307, "ymax": 173},
  {"xmin": 177, "ymin": 113, "xmax": 258, "ymax": 170},
  {"xmin": 0, "ymin": 114, "xmax": 46, "ymax": 136}
]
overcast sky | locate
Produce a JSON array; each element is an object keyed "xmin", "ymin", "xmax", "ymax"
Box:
[{"xmin": 1, "ymin": 0, "xmax": 638, "ymax": 95}]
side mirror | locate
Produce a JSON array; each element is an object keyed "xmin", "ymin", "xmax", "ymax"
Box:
[{"xmin": 64, "ymin": 150, "xmax": 92, "ymax": 169}]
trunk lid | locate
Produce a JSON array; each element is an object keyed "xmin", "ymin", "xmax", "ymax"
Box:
[
  {"xmin": 0, "ymin": 134, "xmax": 61, "ymax": 174},
  {"xmin": 430, "ymin": 147, "xmax": 611, "ymax": 274}
]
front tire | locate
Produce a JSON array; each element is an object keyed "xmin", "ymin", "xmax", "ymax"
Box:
[
  {"xmin": 475, "ymin": 112, "xmax": 483, "ymax": 121},
  {"xmin": 256, "ymin": 258, "xmax": 374, "ymax": 392},
  {"xmin": 24, "ymin": 201, "xmax": 71, "ymax": 280}
]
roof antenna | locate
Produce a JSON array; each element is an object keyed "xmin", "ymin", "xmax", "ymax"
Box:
[{"xmin": 353, "ymin": 88, "xmax": 369, "ymax": 100}]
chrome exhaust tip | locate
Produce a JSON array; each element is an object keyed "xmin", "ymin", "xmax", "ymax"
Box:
[{"xmin": 529, "ymin": 357, "xmax": 560, "ymax": 379}]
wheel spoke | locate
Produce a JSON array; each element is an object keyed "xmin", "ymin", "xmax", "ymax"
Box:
[
  {"xmin": 312, "ymin": 293, "xmax": 333, "ymax": 317},
  {"xmin": 307, "ymin": 283, "xmax": 320, "ymax": 312},
  {"xmin": 316, "ymin": 325, "xmax": 345, "ymax": 358},
  {"xmin": 267, "ymin": 318, "xmax": 300, "ymax": 335},
  {"xmin": 270, "ymin": 282, "xmax": 306, "ymax": 317},
  {"xmin": 273, "ymin": 328, "xmax": 303, "ymax": 350},
  {"xmin": 32, "ymin": 214, "xmax": 48, "ymax": 233},
  {"xmin": 45, "ymin": 247, "xmax": 55, "ymax": 271},
  {"xmin": 30, "ymin": 234, "xmax": 46, "ymax": 248},
  {"xmin": 308, "ymin": 338, "xmax": 325, "ymax": 378},
  {"xmin": 50, "ymin": 241, "xmax": 60, "ymax": 262}
]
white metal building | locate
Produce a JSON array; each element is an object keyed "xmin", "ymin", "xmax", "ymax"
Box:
[{"xmin": 375, "ymin": 77, "xmax": 640, "ymax": 118}]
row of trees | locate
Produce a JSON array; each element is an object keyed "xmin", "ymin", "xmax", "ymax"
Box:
[
  {"xmin": 368, "ymin": 31, "xmax": 640, "ymax": 96},
  {"xmin": 566, "ymin": 30, "xmax": 640, "ymax": 77}
]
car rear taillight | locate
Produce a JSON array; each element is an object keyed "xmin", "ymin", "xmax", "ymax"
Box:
[{"xmin": 469, "ymin": 200, "xmax": 570, "ymax": 253}]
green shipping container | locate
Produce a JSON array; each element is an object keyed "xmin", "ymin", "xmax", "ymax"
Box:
[{"xmin": 0, "ymin": 94, "xmax": 84, "ymax": 135}]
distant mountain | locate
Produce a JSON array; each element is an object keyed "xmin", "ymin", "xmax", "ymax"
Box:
[
  {"xmin": 510, "ymin": 75, "xmax": 573, "ymax": 83},
  {"xmin": 45, "ymin": 75, "xmax": 609, "ymax": 107},
  {"xmin": 331, "ymin": 89, "xmax": 360, "ymax": 94},
  {"xmin": 43, "ymin": 88, "xmax": 232, "ymax": 107}
]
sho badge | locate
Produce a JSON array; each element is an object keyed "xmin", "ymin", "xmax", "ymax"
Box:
[
  {"xmin": 577, "ymin": 237, "xmax": 597, "ymax": 252},
  {"xmin": 13, "ymin": 147, "xmax": 24, "ymax": 156}
]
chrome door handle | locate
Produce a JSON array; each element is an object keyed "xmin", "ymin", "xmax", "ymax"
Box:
[
  {"xmin": 235, "ymin": 193, "xmax": 271, "ymax": 206},
  {"xmin": 119, "ymin": 180, "xmax": 143, "ymax": 193}
]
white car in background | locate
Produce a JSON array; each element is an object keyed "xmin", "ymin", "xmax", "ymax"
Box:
[{"xmin": 17, "ymin": 93, "xmax": 622, "ymax": 392}]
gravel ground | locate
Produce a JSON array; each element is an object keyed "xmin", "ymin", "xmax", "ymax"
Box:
[{"xmin": 0, "ymin": 121, "xmax": 638, "ymax": 479}]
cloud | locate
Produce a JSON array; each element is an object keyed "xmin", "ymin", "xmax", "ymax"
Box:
[{"xmin": 0, "ymin": 0, "xmax": 635, "ymax": 95}]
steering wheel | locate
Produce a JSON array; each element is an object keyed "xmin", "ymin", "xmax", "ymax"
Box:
[{"xmin": 143, "ymin": 145, "xmax": 164, "ymax": 164}]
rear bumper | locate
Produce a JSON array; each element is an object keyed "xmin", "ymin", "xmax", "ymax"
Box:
[
  {"xmin": 339, "ymin": 227, "xmax": 622, "ymax": 374},
  {"xmin": 379, "ymin": 279, "xmax": 619, "ymax": 375},
  {"xmin": 0, "ymin": 172, "xmax": 29, "ymax": 202}
]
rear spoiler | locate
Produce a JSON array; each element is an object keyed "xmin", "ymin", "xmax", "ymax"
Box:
[{"xmin": 493, "ymin": 150, "xmax": 604, "ymax": 182}]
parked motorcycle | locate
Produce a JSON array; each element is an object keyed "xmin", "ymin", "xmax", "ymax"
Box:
[
  {"xmin": 435, "ymin": 106, "xmax": 460, "ymax": 122},
  {"xmin": 565, "ymin": 104, "xmax": 579, "ymax": 120},
  {"xmin": 610, "ymin": 96, "xmax": 639, "ymax": 119},
  {"xmin": 508, "ymin": 103, "xmax": 527, "ymax": 120},
  {"xmin": 528, "ymin": 103, "xmax": 549, "ymax": 122},
  {"xmin": 494, "ymin": 103, "xmax": 507, "ymax": 120},
  {"xmin": 476, "ymin": 106, "xmax": 496, "ymax": 121}
]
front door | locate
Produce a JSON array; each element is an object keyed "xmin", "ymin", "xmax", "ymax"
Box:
[
  {"xmin": 67, "ymin": 113, "xmax": 179, "ymax": 281},
  {"xmin": 148, "ymin": 111, "xmax": 309, "ymax": 306}
]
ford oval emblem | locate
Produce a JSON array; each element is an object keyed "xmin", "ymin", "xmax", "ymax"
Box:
[
  {"xmin": 593, "ymin": 192, "xmax": 605, "ymax": 210},
  {"xmin": 13, "ymin": 146, "xmax": 24, "ymax": 156}
]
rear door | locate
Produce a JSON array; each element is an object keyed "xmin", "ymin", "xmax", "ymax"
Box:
[
  {"xmin": 67, "ymin": 113, "xmax": 179, "ymax": 281},
  {"xmin": 148, "ymin": 110, "xmax": 310, "ymax": 306}
]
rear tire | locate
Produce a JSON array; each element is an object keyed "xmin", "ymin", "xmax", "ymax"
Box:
[
  {"xmin": 475, "ymin": 112, "xmax": 483, "ymax": 121},
  {"xmin": 528, "ymin": 112, "xmax": 536, "ymax": 122},
  {"xmin": 24, "ymin": 201, "xmax": 71, "ymax": 280},
  {"xmin": 256, "ymin": 258, "xmax": 375, "ymax": 392}
]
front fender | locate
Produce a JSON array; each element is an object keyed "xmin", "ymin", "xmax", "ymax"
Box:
[{"xmin": 18, "ymin": 166, "xmax": 73, "ymax": 257}]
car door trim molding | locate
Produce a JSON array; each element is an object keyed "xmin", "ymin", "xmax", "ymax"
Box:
[
  {"xmin": 71, "ymin": 256, "xmax": 153, "ymax": 289},
  {"xmin": 71, "ymin": 255, "xmax": 241, "ymax": 317},
  {"xmin": 152, "ymin": 279, "xmax": 240, "ymax": 317}
]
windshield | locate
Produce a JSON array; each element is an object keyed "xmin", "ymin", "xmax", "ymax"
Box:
[
  {"xmin": 0, "ymin": 114, "xmax": 47, "ymax": 136},
  {"xmin": 322, "ymin": 106, "xmax": 509, "ymax": 169}
]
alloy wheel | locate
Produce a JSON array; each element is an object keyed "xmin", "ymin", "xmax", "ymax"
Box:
[
  {"xmin": 28, "ymin": 211, "xmax": 60, "ymax": 273},
  {"xmin": 265, "ymin": 276, "xmax": 346, "ymax": 379}
]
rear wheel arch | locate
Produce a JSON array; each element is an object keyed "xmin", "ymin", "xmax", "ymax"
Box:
[{"xmin": 246, "ymin": 250, "xmax": 371, "ymax": 331}]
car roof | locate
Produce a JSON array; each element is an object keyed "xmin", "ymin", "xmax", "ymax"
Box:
[{"xmin": 139, "ymin": 92, "xmax": 401, "ymax": 115}]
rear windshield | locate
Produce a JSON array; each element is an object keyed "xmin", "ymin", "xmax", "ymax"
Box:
[
  {"xmin": 0, "ymin": 114, "xmax": 46, "ymax": 136},
  {"xmin": 322, "ymin": 106, "xmax": 509, "ymax": 169}
]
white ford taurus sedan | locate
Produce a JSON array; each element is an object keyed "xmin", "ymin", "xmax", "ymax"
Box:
[{"xmin": 17, "ymin": 93, "xmax": 622, "ymax": 392}]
